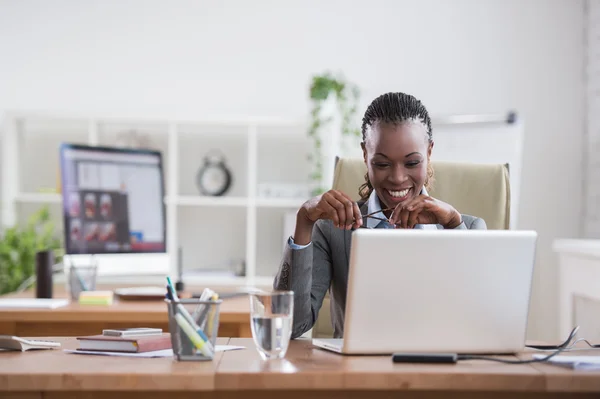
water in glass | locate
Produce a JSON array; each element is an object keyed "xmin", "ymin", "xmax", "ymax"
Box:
[
  {"xmin": 251, "ymin": 314, "xmax": 292, "ymax": 359},
  {"xmin": 249, "ymin": 291, "xmax": 294, "ymax": 360}
]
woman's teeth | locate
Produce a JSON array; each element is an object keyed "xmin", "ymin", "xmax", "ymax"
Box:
[{"xmin": 388, "ymin": 188, "xmax": 410, "ymax": 198}]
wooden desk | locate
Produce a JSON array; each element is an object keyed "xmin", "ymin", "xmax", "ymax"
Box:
[
  {"xmin": 0, "ymin": 289, "xmax": 252, "ymax": 338},
  {"xmin": 1, "ymin": 337, "xmax": 599, "ymax": 399}
]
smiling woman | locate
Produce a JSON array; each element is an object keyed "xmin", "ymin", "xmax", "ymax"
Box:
[
  {"xmin": 358, "ymin": 93, "xmax": 472, "ymax": 229},
  {"xmin": 273, "ymin": 92, "xmax": 487, "ymax": 339}
]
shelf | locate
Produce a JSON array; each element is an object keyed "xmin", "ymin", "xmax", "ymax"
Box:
[
  {"xmin": 14, "ymin": 193, "xmax": 255, "ymax": 207},
  {"xmin": 256, "ymin": 198, "xmax": 306, "ymax": 208},
  {"xmin": 72, "ymin": 274, "xmax": 275, "ymax": 289},
  {"xmin": 253, "ymin": 276, "xmax": 277, "ymax": 287},
  {"xmin": 3, "ymin": 111, "xmax": 309, "ymax": 287},
  {"xmin": 184, "ymin": 275, "xmax": 274, "ymax": 289},
  {"xmin": 179, "ymin": 274, "xmax": 250, "ymax": 287},
  {"xmin": 13, "ymin": 194, "xmax": 306, "ymax": 208},
  {"xmin": 168, "ymin": 196, "xmax": 306, "ymax": 208},
  {"xmin": 15, "ymin": 192, "xmax": 62, "ymax": 204},
  {"xmin": 169, "ymin": 195, "xmax": 248, "ymax": 207}
]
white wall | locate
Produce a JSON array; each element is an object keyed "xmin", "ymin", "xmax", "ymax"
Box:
[
  {"xmin": 584, "ymin": 0, "xmax": 600, "ymax": 238},
  {"xmin": 0, "ymin": 0, "xmax": 585, "ymax": 341}
]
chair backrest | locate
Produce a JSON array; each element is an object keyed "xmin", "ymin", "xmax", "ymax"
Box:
[
  {"xmin": 312, "ymin": 157, "xmax": 511, "ymax": 338},
  {"xmin": 331, "ymin": 157, "xmax": 511, "ymax": 230}
]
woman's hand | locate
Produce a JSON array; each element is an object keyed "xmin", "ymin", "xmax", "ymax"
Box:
[
  {"xmin": 389, "ymin": 194, "xmax": 462, "ymax": 229},
  {"xmin": 293, "ymin": 190, "xmax": 363, "ymax": 245},
  {"xmin": 299, "ymin": 190, "xmax": 363, "ymax": 230}
]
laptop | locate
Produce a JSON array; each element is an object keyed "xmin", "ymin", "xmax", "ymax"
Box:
[{"xmin": 312, "ymin": 228, "xmax": 538, "ymax": 355}]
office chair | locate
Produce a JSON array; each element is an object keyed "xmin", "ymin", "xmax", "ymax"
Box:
[{"xmin": 311, "ymin": 158, "xmax": 512, "ymax": 338}]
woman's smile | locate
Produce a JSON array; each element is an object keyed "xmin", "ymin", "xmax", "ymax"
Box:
[{"xmin": 381, "ymin": 187, "xmax": 414, "ymax": 207}]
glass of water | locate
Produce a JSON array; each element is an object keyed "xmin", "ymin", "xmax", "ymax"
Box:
[{"xmin": 249, "ymin": 290, "xmax": 294, "ymax": 360}]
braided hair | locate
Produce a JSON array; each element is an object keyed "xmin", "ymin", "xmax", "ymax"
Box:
[{"xmin": 359, "ymin": 92, "xmax": 434, "ymax": 201}]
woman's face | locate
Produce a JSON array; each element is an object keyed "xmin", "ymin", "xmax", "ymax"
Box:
[{"xmin": 362, "ymin": 121, "xmax": 432, "ymax": 212}]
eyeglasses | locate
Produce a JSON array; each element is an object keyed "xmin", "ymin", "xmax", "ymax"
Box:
[{"xmin": 353, "ymin": 207, "xmax": 395, "ymax": 224}]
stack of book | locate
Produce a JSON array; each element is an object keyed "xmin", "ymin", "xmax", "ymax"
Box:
[{"xmin": 76, "ymin": 333, "xmax": 171, "ymax": 353}]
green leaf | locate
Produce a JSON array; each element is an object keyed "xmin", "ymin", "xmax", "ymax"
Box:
[
  {"xmin": 0, "ymin": 205, "xmax": 64, "ymax": 295},
  {"xmin": 307, "ymin": 71, "xmax": 361, "ymax": 188}
]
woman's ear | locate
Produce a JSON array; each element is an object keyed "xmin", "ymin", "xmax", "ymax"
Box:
[
  {"xmin": 425, "ymin": 141, "xmax": 435, "ymax": 190},
  {"xmin": 361, "ymin": 141, "xmax": 367, "ymax": 164}
]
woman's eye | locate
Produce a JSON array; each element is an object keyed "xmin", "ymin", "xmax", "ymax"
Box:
[
  {"xmin": 406, "ymin": 161, "xmax": 421, "ymax": 167},
  {"xmin": 374, "ymin": 163, "xmax": 390, "ymax": 168}
]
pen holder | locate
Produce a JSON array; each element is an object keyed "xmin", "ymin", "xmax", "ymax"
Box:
[
  {"xmin": 66, "ymin": 265, "xmax": 97, "ymax": 300},
  {"xmin": 165, "ymin": 298, "xmax": 222, "ymax": 361}
]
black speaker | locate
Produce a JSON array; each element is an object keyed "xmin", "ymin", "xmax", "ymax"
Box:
[{"xmin": 35, "ymin": 250, "xmax": 54, "ymax": 299}]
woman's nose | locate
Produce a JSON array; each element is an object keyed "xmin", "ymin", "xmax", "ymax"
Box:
[{"xmin": 388, "ymin": 166, "xmax": 408, "ymax": 184}]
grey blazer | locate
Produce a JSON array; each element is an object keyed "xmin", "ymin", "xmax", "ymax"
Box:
[{"xmin": 273, "ymin": 201, "xmax": 487, "ymax": 339}]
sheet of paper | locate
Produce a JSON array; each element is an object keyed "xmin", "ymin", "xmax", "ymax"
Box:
[
  {"xmin": 0, "ymin": 298, "xmax": 69, "ymax": 309},
  {"xmin": 216, "ymin": 345, "xmax": 245, "ymax": 352},
  {"xmin": 65, "ymin": 349, "xmax": 174, "ymax": 358},
  {"xmin": 64, "ymin": 345, "xmax": 245, "ymax": 358},
  {"xmin": 532, "ymin": 354, "xmax": 600, "ymax": 370}
]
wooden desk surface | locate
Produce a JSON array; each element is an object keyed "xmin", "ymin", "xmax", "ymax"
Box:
[
  {"xmin": 0, "ymin": 287, "xmax": 252, "ymax": 338},
  {"xmin": 1, "ymin": 337, "xmax": 599, "ymax": 399},
  {"xmin": 0, "ymin": 290, "xmax": 250, "ymax": 322}
]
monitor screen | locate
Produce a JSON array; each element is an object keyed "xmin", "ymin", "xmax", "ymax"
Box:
[{"xmin": 59, "ymin": 143, "xmax": 166, "ymax": 255}]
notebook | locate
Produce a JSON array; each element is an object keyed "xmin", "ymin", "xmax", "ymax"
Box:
[
  {"xmin": 0, "ymin": 298, "xmax": 69, "ymax": 309},
  {"xmin": 113, "ymin": 286, "xmax": 165, "ymax": 300},
  {"xmin": 76, "ymin": 333, "xmax": 171, "ymax": 353},
  {"xmin": 0, "ymin": 336, "xmax": 61, "ymax": 351},
  {"xmin": 78, "ymin": 291, "xmax": 114, "ymax": 305}
]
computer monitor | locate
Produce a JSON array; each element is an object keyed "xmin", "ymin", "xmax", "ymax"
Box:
[{"xmin": 59, "ymin": 143, "xmax": 168, "ymax": 275}]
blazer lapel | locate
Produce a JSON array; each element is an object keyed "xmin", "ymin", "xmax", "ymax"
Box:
[{"xmin": 345, "ymin": 201, "xmax": 369, "ymax": 263}]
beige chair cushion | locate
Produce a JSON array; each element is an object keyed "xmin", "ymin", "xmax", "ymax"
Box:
[
  {"xmin": 331, "ymin": 158, "xmax": 511, "ymax": 230},
  {"xmin": 312, "ymin": 158, "xmax": 511, "ymax": 338},
  {"xmin": 427, "ymin": 161, "xmax": 510, "ymax": 231}
]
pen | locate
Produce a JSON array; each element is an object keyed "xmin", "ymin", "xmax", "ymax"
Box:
[
  {"xmin": 177, "ymin": 304, "xmax": 215, "ymax": 353},
  {"xmin": 206, "ymin": 292, "xmax": 219, "ymax": 336},
  {"xmin": 73, "ymin": 267, "xmax": 89, "ymax": 291},
  {"xmin": 174, "ymin": 313, "xmax": 212, "ymax": 357},
  {"xmin": 166, "ymin": 277, "xmax": 179, "ymax": 300},
  {"xmin": 193, "ymin": 288, "xmax": 215, "ymax": 319},
  {"xmin": 166, "ymin": 278, "xmax": 214, "ymax": 353}
]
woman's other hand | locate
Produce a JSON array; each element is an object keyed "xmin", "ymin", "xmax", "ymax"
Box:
[
  {"xmin": 389, "ymin": 194, "xmax": 462, "ymax": 229},
  {"xmin": 293, "ymin": 190, "xmax": 362, "ymax": 245}
]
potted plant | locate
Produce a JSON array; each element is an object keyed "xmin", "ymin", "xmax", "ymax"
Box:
[
  {"xmin": 0, "ymin": 206, "xmax": 64, "ymax": 295},
  {"xmin": 307, "ymin": 72, "xmax": 361, "ymax": 196}
]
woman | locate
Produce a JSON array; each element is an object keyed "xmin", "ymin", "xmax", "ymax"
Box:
[{"xmin": 274, "ymin": 92, "xmax": 487, "ymax": 339}]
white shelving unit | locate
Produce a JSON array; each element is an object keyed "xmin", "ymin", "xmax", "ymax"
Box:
[{"xmin": 1, "ymin": 111, "xmax": 312, "ymax": 287}]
